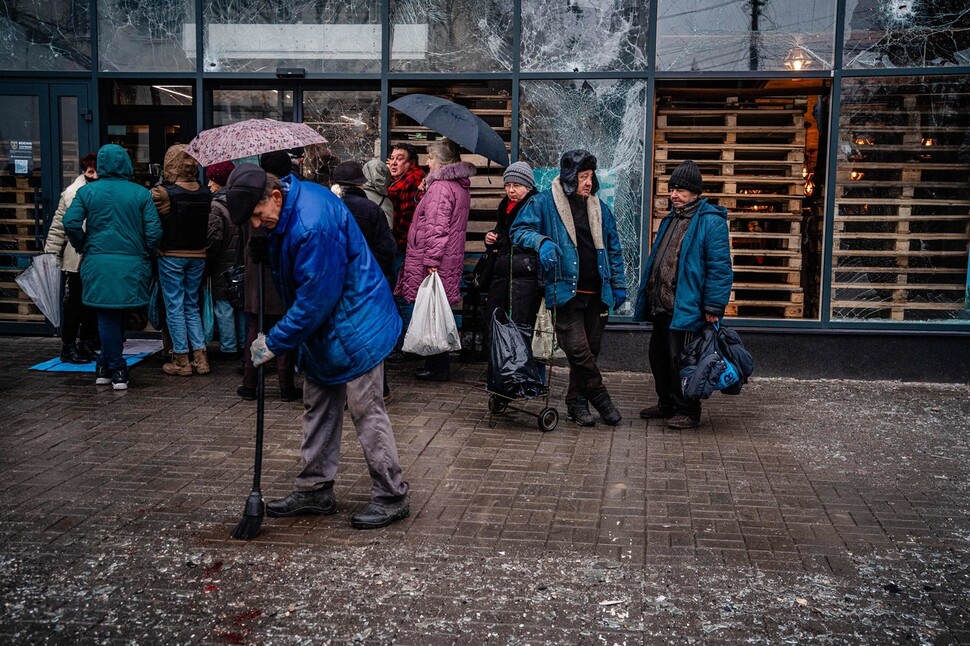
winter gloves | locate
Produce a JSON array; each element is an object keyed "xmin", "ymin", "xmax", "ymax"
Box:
[{"xmin": 538, "ymin": 240, "xmax": 561, "ymax": 274}]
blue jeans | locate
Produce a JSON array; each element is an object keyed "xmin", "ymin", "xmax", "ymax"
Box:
[
  {"xmin": 158, "ymin": 256, "xmax": 206, "ymax": 355},
  {"xmin": 392, "ymin": 250, "xmax": 414, "ymax": 348},
  {"xmin": 214, "ymin": 298, "xmax": 243, "ymax": 353},
  {"xmin": 95, "ymin": 308, "xmax": 127, "ymax": 372}
]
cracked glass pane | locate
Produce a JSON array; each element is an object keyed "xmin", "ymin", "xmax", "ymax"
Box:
[
  {"xmin": 832, "ymin": 75, "xmax": 970, "ymax": 322},
  {"xmin": 98, "ymin": 0, "xmax": 195, "ymax": 71},
  {"xmin": 520, "ymin": 0, "xmax": 647, "ymax": 72},
  {"xmin": 519, "ymin": 79, "xmax": 645, "ymax": 311},
  {"xmin": 843, "ymin": 0, "xmax": 970, "ymax": 69},
  {"xmin": 203, "ymin": 0, "xmax": 380, "ymax": 73},
  {"xmin": 389, "ymin": 0, "xmax": 512, "ymax": 72},
  {"xmin": 302, "ymin": 90, "xmax": 381, "ymax": 184},
  {"xmin": 0, "ymin": 0, "xmax": 90, "ymax": 70},
  {"xmin": 657, "ymin": 0, "xmax": 836, "ymax": 72}
]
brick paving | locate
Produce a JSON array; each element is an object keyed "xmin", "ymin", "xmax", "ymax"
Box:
[{"xmin": 1, "ymin": 337, "xmax": 968, "ymax": 644}]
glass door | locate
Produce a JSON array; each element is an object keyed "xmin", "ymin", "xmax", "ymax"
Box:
[{"xmin": 0, "ymin": 83, "xmax": 91, "ymax": 332}]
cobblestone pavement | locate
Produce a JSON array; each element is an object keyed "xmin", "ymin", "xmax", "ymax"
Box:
[{"xmin": 1, "ymin": 337, "xmax": 968, "ymax": 645}]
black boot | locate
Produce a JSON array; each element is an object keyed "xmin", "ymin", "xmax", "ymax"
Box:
[
  {"xmin": 77, "ymin": 340, "xmax": 100, "ymax": 362},
  {"xmin": 266, "ymin": 486, "xmax": 336, "ymax": 517},
  {"xmin": 60, "ymin": 343, "xmax": 89, "ymax": 364},
  {"xmin": 567, "ymin": 397, "xmax": 596, "ymax": 427},
  {"xmin": 590, "ymin": 391, "xmax": 622, "ymax": 426}
]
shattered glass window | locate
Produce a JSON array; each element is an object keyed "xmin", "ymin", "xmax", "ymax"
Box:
[
  {"xmin": 389, "ymin": 0, "xmax": 512, "ymax": 72},
  {"xmin": 212, "ymin": 89, "xmax": 295, "ymax": 124},
  {"xmin": 202, "ymin": 0, "xmax": 380, "ymax": 73},
  {"xmin": 832, "ymin": 76, "xmax": 970, "ymax": 322},
  {"xmin": 519, "ymin": 79, "xmax": 645, "ymax": 311},
  {"xmin": 303, "ymin": 90, "xmax": 381, "ymax": 184},
  {"xmin": 520, "ymin": 0, "xmax": 647, "ymax": 72},
  {"xmin": 843, "ymin": 0, "xmax": 970, "ymax": 69},
  {"xmin": 656, "ymin": 0, "xmax": 836, "ymax": 72},
  {"xmin": 98, "ymin": 0, "xmax": 196, "ymax": 71},
  {"xmin": 0, "ymin": 0, "xmax": 90, "ymax": 70}
]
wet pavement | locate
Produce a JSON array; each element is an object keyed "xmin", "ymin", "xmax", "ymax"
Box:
[{"xmin": 1, "ymin": 336, "xmax": 968, "ymax": 644}]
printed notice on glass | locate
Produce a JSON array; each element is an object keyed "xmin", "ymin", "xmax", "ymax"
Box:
[{"xmin": 10, "ymin": 141, "xmax": 33, "ymax": 175}]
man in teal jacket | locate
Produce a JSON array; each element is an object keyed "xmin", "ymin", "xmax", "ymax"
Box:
[
  {"xmin": 510, "ymin": 150, "xmax": 627, "ymax": 428},
  {"xmin": 633, "ymin": 160, "xmax": 733, "ymax": 429},
  {"xmin": 64, "ymin": 144, "xmax": 161, "ymax": 390},
  {"xmin": 225, "ymin": 164, "xmax": 409, "ymax": 529}
]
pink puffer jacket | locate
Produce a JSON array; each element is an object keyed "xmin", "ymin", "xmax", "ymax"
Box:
[{"xmin": 394, "ymin": 161, "xmax": 476, "ymax": 304}]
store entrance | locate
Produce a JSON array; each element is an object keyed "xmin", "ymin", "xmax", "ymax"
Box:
[{"xmin": 101, "ymin": 82, "xmax": 197, "ymax": 188}]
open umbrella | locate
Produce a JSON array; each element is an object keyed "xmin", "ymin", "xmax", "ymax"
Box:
[
  {"xmin": 389, "ymin": 94, "xmax": 509, "ymax": 167},
  {"xmin": 15, "ymin": 253, "xmax": 61, "ymax": 328},
  {"xmin": 185, "ymin": 119, "xmax": 327, "ymax": 166}
]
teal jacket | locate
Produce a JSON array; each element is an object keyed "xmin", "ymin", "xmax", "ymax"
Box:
[
  {"xmin": 509, "ymin": 178, "xmax": 626, "ymax": 309},
  {"xmin": 633, "ymin": 199, "xmax": 733, "ymax": 331},
  {"xmin": 64, "ymin": 144, "xmax": 161, "ymax": 309}
]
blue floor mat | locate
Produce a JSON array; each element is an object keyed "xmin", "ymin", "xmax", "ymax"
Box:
[{"xmin": 30, "ymin": 340, "xmax": 163, "ymax": 372}]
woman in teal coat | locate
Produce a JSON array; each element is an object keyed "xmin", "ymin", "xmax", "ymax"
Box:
[{"xmin": 64, "ymin": 144, "xmax": 161, "ymax": 390}]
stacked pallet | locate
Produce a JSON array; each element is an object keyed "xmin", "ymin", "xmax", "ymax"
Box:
[
  {"xmin": 0, "ymin": 174, "xmax": 45, "ymax": 323},
  {"xmin": 832, "ymin": 85, "xmax": 970, "ymax": 321},
  {"xmin": 653, "ymin": 96, "xmax": 808, "ymax": 318}
]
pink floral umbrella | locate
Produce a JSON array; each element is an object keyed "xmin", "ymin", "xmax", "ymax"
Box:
[{"xmin": 184, "ymin": 119, "xmax": 328, "ymax": 166}]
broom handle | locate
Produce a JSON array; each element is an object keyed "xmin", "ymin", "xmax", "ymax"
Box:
[{"xmin": 253, "ymin": 260, "xmax": 266, "ymax": 493}]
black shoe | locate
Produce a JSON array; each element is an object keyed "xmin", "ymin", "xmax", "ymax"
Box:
[
  {"xmin": 213, "ymin": 350, "xmax": 242, "ymax": 361},
  {"xmin": 639, "ymin": 405, "xmax": 675, "ymax": 420},
  {"xmin": 60, "ymin": 343, "xmax": 90, "ymax": 364},
  {"xmin": 351, "ymin": 496, "xmax": 410, "ymax": 529},
  {"xmin": 265, "ymin": 488, "xmax": 337, "ymax": 518},
  {"xmin": 590, "ymin": 391, "xmax": 622, "ymax": 426},
  {"xmin": 567, "ymin": 397, "xmax": 596, "ymax": 427},
  {"xmin": 667, "ymin": 415, "xmax": 700, "ymax": 430},
  {"xmin": 237, "ymin": 385, "xmax": 256, "ymax": 401},
  {"xmin": 280, "ymin": 386, "xmax": 303, "ymax": 402},
  {"xmin": 111, "ymin": 368, "xmax": 129, "ymax": 391},
  {"xmin": 95, "ymin": 364, "xmax": 111, "ymax": 385},
  {"xmin": 415, "ymin": 368, "xmax": 449, "ymax": 382},
  {"xmin": 77, "ymin": 340, "xmax": 100, "ymax": 363}
]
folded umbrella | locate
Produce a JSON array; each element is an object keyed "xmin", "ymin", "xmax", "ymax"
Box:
[
  {"xmin": 185, "ymin": 119, "xmax": 327, "ymax": 166},
  {"xmin": 15, "ymin": 253, "xmax": 61, "ymax": 328},
  {"xmin": 389, "ymin": 94, "xmax": 509, "ymax": 167}
]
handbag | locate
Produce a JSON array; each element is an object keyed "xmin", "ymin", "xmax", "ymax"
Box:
[
  {"xmin": 402, "ymin": 273, "xmax": 461, "ymax": 356},
  {"xmin": 202, "ymin": 280, "xmax": 215, "ymax": 344},
  {"xmin": 470, "ymin": 248, "xmax": 498, "ymax": 292},
  {"xmin": 222, "ymin": 235, "xmax": 245, "ymax": 310},
  {"xmin": 531, "ymin": 300, "xmax": 565, "ymax": 360}
]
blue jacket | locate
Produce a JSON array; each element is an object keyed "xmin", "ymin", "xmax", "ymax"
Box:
[
  {"xmin": 633, "ymin": 198, "xmax": 733, "ymax": 331},
  {"xmin": 264, "ymin": 177, "xmax": 401, "ymax": 386},
  {"xmin": 509, "ymin": 178, "xmax": 626, "ymax": 309}
]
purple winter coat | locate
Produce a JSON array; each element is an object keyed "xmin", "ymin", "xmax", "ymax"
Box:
[{"xmin": 394, "ymin": 161, "xmax": 476, "ymax": 304}]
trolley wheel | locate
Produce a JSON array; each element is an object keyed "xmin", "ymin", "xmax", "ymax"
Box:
[
  {"xmin": 488, "ymin": 395, "xmax": 508, "ymax": 414},
  {"xmin": 538, "ymin": 407, "xmax": 559, "ymax": 432}
]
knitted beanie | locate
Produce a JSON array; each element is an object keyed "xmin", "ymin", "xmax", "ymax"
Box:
[
  {"xmin": 503, "ymin": 161, "xmax": 535, "ymax": 190},
  {"xmin": 206, "ymin": 160, "xmax": 235, "ymax": 187},
  {"xmin": 669, "ymin": 160, "xmax": 703, "ymax": 195}
]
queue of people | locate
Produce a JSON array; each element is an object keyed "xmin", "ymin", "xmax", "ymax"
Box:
[{"xmin": 54, "ymin": 135, "xmax": 732, "ymax": 530}]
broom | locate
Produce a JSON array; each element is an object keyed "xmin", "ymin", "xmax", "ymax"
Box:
[{"xmin": 232, "ymin": 255, "xmax": 267, "ymax": 540}]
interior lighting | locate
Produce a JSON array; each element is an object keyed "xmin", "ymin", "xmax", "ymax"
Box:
[{"xmin": 783, "ymin": 47, "xmax": 812, "ymax": 72}]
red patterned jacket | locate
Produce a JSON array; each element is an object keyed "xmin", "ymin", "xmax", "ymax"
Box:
[{"xmin": 388, "ymin": 165, "xmax": 425, "ymax": 250}]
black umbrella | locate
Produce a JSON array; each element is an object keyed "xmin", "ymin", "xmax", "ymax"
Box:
[{"xmin": 389, "ymin": 94, "xmax": 509, "ymax": 167}]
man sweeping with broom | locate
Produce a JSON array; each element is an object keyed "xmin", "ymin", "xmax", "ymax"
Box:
[{"xmin": 226, "ymin": 163, "xmax": 409, "ymax": 536}]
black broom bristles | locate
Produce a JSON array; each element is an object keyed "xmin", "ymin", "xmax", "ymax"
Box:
[{"xmin": 231, "ymin": 491, "xmax": 265, "ymax": 540}]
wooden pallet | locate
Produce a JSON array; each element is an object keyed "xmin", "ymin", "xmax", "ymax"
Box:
[
  {"xmin": 0, "ymin": 174, "xmax": 46, "ymax": 324},
  {"xmin": 832, "ymin": 82, "xmax": 970, "ymax": 321},
  {"xmin": 653, "ymin": 95, "xmax": 810, "ymax": 319}
]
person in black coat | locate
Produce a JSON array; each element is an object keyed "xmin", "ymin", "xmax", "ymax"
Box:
[
  {"xmin": 483, "ymin": 161, "xmax": 541, "ymax": 345},
  {"xmin": 331, "ymin": 161, "xmax": 397, "ymax": 286}
]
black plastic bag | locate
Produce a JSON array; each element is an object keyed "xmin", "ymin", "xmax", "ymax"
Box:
[
  {"xmin": 223, "ymin": 264, "xmax": 245, "ymax": 310},
  {"xmin": 487, "ymin": 308, "xmax": 545, "ymax": 400}
]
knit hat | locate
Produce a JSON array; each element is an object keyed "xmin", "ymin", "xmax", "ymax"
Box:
[
  {"xmin": 503, "ymin": 161, "xmax": 535, "ymax": 190},
  {"xmin": 206, "ymin": 160, "xmax": 235, "ymax": 187},
  {"xmin": 331, "ymin": 160, "xmax": 367, "ymax": 186},
  {"xmin": 225, "ymin": 163, "xmax": 267, "ymax": 225},
  {"xmin": 668, "ymin": 160, "xmax": 703, "ymax": 195}
]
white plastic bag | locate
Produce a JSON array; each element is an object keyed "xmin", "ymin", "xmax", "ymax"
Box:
[
  {"xmin": 402, "ymin": 272, "xmax": 461, "ymax": 356},
  {"xmin": 531, "ymin": 300, "xmax": 565, "ymax": 360}
]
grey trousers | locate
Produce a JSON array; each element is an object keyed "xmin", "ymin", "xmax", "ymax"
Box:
[{"xmin": 295, "ymin": 363, "xmax": 408, "ymax": 502}]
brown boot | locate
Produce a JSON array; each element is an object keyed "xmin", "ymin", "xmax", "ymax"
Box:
[
  {"xmin": 191, "ymin": 349, "xmax": 211, "ymax": 375},
  {"xmin": 163, "ymin": 352, "xmax": 192, "ymax": 376}
]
